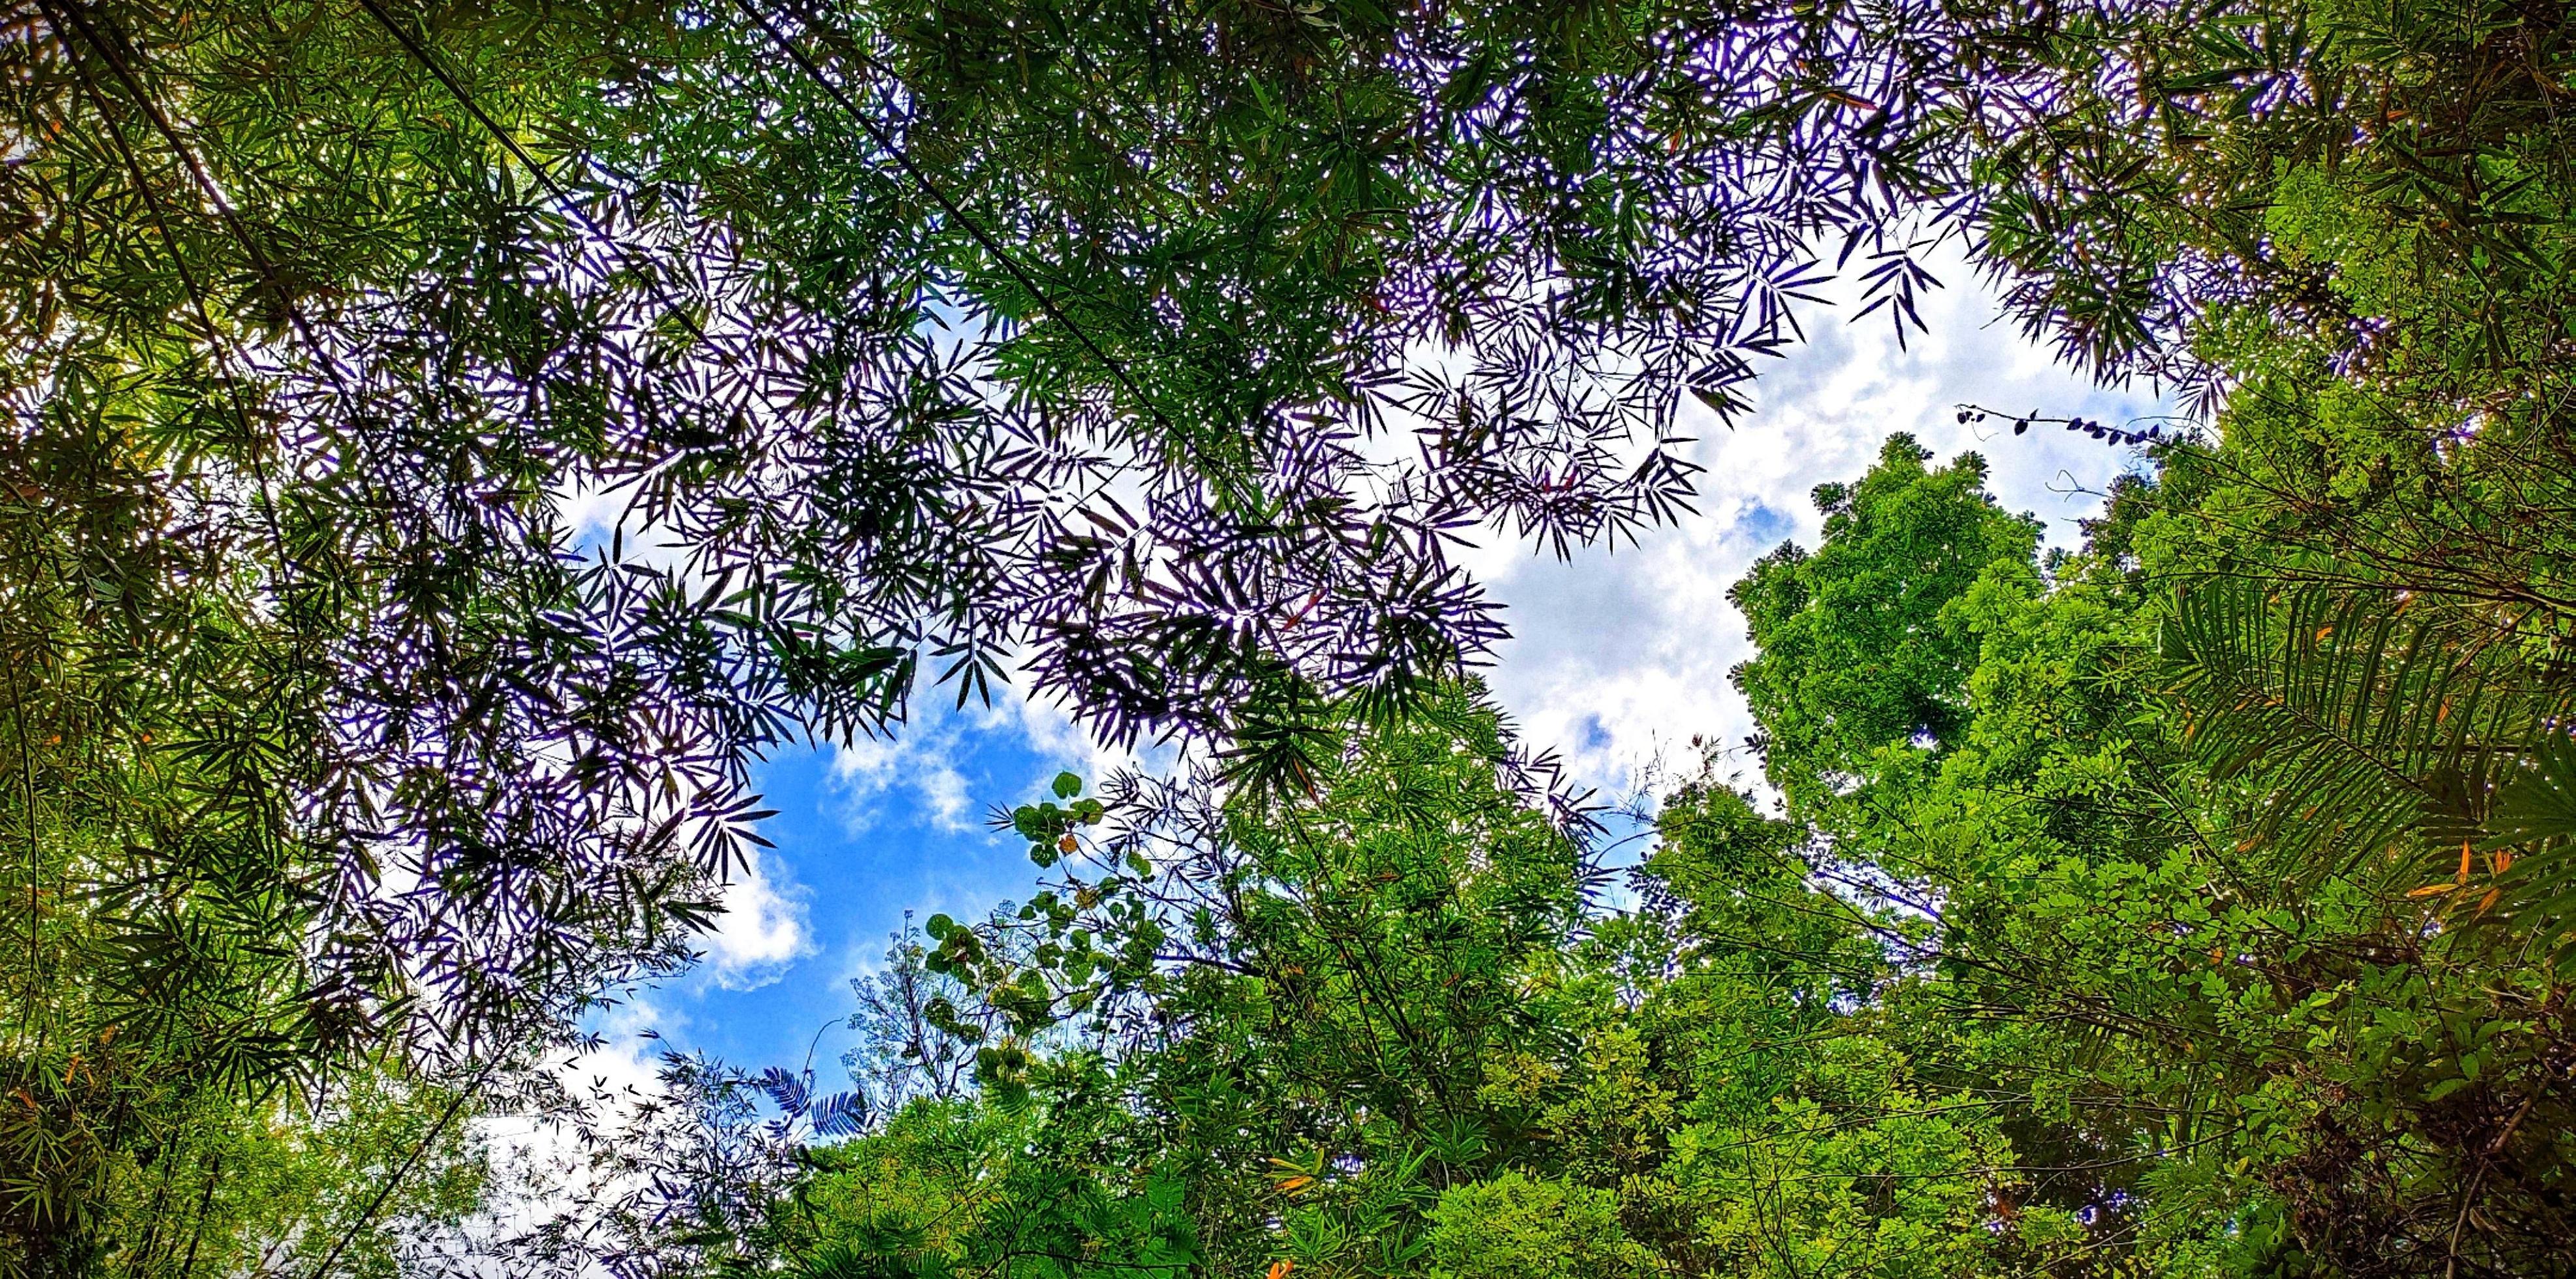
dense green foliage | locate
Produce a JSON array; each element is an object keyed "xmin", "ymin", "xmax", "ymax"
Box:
[
  {"xmin": 705, "ymin": 3, "xmax": 2576, "ymax": 1269},
  {"xmin": 727, "ymin": 410, "xmax": 2573, "ymax": 1274},
  {"xmin": 8, "ymin": 0, "xmax": 2576, "ymax": 1271}
]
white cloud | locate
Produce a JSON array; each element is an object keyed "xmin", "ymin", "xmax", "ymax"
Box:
[
  {"xmin": 700, "ymin": 852, "xmax": 814, "ymax": 990},
  {"xmin": 984, "ymin": 687, "xmax": 1156, "ymax": 787},
  {"xmin": 828, "ymin": 707, "xmax": 982, "ymax": 835}
]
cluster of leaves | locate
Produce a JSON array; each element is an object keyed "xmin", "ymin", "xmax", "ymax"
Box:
[{"xmin": 0, "ymin": 390, "xmax": 498, "ymax": 1272}]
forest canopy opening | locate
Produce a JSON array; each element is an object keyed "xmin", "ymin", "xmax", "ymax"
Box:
[{"xmin": 4, "ymin": 0, "xmax": 2574, "ymax": 1274}]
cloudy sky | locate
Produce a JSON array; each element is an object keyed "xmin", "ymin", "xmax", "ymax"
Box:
[{"xmin": 576, "ymin": 249, "xmax": 2172, "ymax": 1086}]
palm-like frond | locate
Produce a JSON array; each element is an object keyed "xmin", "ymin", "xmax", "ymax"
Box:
[
  {"xmin": 2481, "ymin": 735, "xmax": 2576, "ymax": 957},
  {"xmin": 2162, "ymin": 578, "xmax": 2576, "ymax": 947},
  {"xmin": 2162, "ymin": 580, "xmax": 2531, "ymax": 875}
]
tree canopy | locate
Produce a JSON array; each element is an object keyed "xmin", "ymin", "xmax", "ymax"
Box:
[{"xmin": 7, "ymin": 0, "xmax": 2576, "ymax": 1272}]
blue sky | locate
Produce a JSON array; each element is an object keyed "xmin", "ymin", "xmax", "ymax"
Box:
[
  {"xmin": 589, "ymin": 249, "xmax": 2173, "ymax": 1083},
  {"xmin": 592, "ymin": 692, "xmax": 1119, "ymax": 1076}
]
